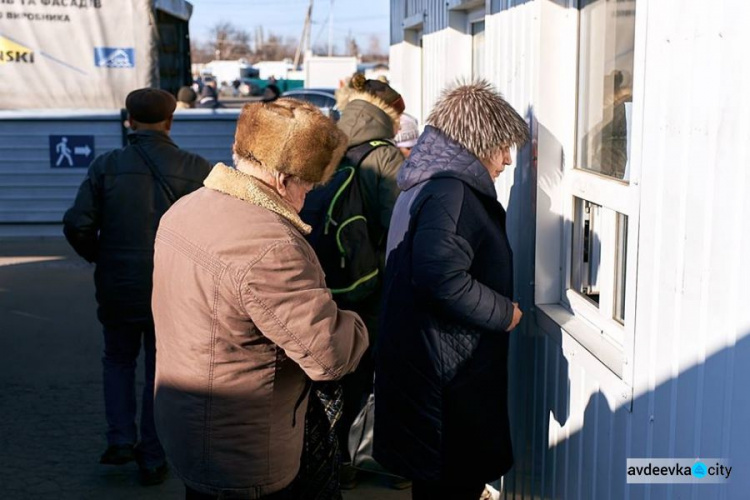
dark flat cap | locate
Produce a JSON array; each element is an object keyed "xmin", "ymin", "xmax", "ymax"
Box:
[{"xmin": 126, "ymin": 88, "xmax": 176, "ymax": 124}]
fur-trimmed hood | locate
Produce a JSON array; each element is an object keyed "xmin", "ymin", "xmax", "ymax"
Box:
[
  {"xmin": 233, "ymin": 98, "xmax": 348, "ymax": 185},
  {"xmin": 203, "ymin": 163, "xmax": 312, "ymax": 234},
  {"xmin": 427, "ymin": 80, "xmax": 529, "ymax": 159},
  {"xmin": 335, "ymin": 85, "xmax": 355, "ymax": 112},
  {"xmin": 337, "ymin": 91, "xmax": 400, "ymax": 146}
]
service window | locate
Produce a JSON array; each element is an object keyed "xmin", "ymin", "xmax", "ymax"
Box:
[{"xmin": 538, "ymin": 0, "xmax": 640, "ymax": 385}]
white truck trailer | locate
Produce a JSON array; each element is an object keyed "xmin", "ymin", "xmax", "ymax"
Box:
[
  {"xmin": 304, "ymin": 53, "xmax": 357, "ymax": 89},
  {"xmin": 0, "ymin": 0, "xmax": 195, "ymax": 109}
]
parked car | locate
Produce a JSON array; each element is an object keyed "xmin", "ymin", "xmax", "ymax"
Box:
[{"xmin": 282, "ymin": 88, "xmax": 339, "ymax": 120}]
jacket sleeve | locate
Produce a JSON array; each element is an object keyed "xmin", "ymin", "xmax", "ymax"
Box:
[
  {"xmin": 241, "ymin": 241, "xmax": 369, "ymax": 381},
  {"xmin": 62, "ymin": 160, "xmax": 102, "ymax": 263},
  {"xmin": 411, "ymin": 190, "xmax": 515, "ymax": 333}
]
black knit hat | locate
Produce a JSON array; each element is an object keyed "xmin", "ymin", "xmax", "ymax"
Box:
[{"xmin": 126, "ymin": 88, "xmax": 176, "ymax": 124}]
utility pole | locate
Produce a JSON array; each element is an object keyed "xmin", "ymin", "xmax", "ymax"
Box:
[
  {"xmin": 328, "ymin": 0, "xmax": 334, "ymax": 57},
  {"xmin": 293, "ymin": 0, "xmax": 313, "ymax": 69}
]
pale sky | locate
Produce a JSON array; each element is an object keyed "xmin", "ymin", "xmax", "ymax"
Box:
[{"xmin": 187, "ymin": 0, "xmax": 391, "ymax": 55}]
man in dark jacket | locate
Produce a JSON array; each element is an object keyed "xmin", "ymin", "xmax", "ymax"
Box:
[
  {"xmin": 196, "ymin": 79, "xmax": 222, "ymax": 109},
  {"xmin": 374, "ymin": 80, "xmax": 528, "ymax": 500},
  {"xmin": 62, "ymin": 88, "xmax": 211, "ymax": 486},
  {"xmin": 334, "ymin": 74, "xmax": 406, "ymax": 488}
]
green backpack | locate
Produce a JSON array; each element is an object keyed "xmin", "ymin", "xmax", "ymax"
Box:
[{"xmin": 300, "ymin": 140, "xmax": 390, "ymax": 304}]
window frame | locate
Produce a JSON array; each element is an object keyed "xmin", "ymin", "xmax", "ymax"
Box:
[
  {"xmin": 470, "ymin": 16, "xmax": 486, "ymax": 80},
  {"xmin": 534, "ymin": 0, "xmax": 645, "ymax": 393}
]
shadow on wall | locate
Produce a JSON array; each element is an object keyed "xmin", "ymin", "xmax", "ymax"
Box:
[
  {"xmin": 502, "ymin": 105, "xmax": 572, "ymax": 499},
  {"xmin": 500, "ymin": 107, "xmax": 750, "ymax": 499},
  {"xmin": 502, "ymin": 334, "xmax": 750, "ymax": 500}
]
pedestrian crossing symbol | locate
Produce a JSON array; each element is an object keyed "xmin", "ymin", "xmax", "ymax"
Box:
[{"xmin": 49, "ymin": 135, "xmax": 95, "ymax": 168}]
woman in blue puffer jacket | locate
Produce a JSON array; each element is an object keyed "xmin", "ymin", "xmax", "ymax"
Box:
[{"xmin": 374, "ymin": 80, "xmax": 529, "ymax": 500}]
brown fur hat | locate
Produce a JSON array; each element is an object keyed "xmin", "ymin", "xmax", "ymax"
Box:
[
  {"xmin": 233, "ymin": 98, "xmax": 348, "ymax": 184},
  {"xmin": 427, "ymin": 79, "xmax": 529, "ymax": 159}
]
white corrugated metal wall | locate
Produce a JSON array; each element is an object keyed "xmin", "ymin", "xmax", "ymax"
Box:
[
  {"xmin": 627, "ymin": 2, "xmax": 750, "ymax": 500},
  {"xmin": 390, "ymin": 0, "xmax": 750, "ymax": 498},
  {"xmin": 0, "ymin": 111, "xmax": 239, "ymax": 236},
  {"xmin": 422, "ymin": 29, "xmax": 472, "ymax": 122},
  {"xmin": 0, "ymin": 113, "xmax": 123, "ymax": 227}
]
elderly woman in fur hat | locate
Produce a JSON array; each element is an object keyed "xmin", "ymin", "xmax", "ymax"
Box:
[
  {"xmin": 373, "ymin": 80, "xmax": 529, "ymax": 500},
  {"xmin": 151, "ymin": 98, "xmax": 369, "ymax": 499}
]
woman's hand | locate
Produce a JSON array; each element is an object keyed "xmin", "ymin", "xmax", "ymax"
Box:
[{"xmin": 506, "ymin": 302, "xmax": 523, "ymax": 332}]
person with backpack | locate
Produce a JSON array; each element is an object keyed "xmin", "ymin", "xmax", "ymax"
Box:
[{"xmin": 319, "ymin": 73, "xmax": 407, "ymax": 489}]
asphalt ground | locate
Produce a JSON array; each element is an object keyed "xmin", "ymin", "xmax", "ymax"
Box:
[{"xmin": 0, "ymin": 236, "xmax": 409, "ymax": 500}]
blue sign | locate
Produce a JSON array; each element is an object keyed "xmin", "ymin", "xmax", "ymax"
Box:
[
  {"xmin": 94, "ymin": 47, "xmax": 135, "ymax": 68},
  {"xmin": 49, "ymin": 135, "xmax": 95, "ymax": 168}
]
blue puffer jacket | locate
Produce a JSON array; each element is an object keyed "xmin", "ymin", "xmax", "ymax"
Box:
[{"xmin": 374, "ymin": 125, "xmax": 515, "ymax": 482}]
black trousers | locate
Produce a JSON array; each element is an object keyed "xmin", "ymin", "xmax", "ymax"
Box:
[
  {"xmin": 335, "ymin": 346, "xmax": 374, "ymax": 462},
  {"xmin": 411, "ymin": 478, "xmax": 485, "ymax": 500},
  {"xmin": 335, "ymin": 289, "xmax": 379, "ymax": 462}
]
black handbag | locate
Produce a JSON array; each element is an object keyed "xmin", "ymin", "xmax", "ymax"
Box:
[{"xmin": 298, "ymin": 382, "xmax": 344, "ymax": 500}]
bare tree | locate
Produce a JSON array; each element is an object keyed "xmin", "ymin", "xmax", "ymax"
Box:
[
  {"xmin": 207, "ymin": 21, "xmax": 252, "ymax": 60},
  {"xmin": 312, "ymin": 43, "xmax": 338, "ymax": 56},
  {"xmin": 190, "ymin": 39, "xmax": 212, "ymax": 64},
  {"xmin": 367, "ymin": 35, "xmax": 382, "ymax": 57},
  {"xmin": 230, "ymin": 29, "xmax": 252, "ymax": 59},
  {"xmin": 345, "ymin": 32, "xmax": 360, "ymax": 58},
  {"xmin": 193, "ymin": 22, "xmax": 299, "ymax": 66},
  {"xmin": 208, "ymin": 21, "xmax": 234, "ymax": 59},
  {"xmin": 255, "ymin": 33, "xmax": 298, "ymax": 62}
]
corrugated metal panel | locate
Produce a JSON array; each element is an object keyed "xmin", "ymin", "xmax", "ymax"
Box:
[
  {"xmin": 483, "ymin": 5, "xmax": 540, "ymax": 500},
  {"xmin": 421, "ymin": 29, "xmax": 472, "ymax": 123},
  {"xmin": 170, "ymin": 110, "xmax": 238, "ymax": 166},
  {"xmin": 391, "ymin": 0, "xmax": 406, "ymax": 45},
  {"xmin": 393, "ymin": 0, "xmax": 750, "ymax": 498},
  {"xmin": 0, "ymin": 110, "xmax": 238, "ymax": 230},
  {"xmin": 0, "ymin": 112, "xmax": 122, "ymax": 225},
  {"xmin": 523, "ymin": 0, "xmax": 750, "ymax": 497},
  {"xmin": 393, "ymin": 0, "xmax": 448, "ymax": 39},
  {"xmin": 630, "ymin": 1, "xmax": 750, "ymax": 499},
  {"xmin": 424, "ymin": 0, "xmax": 447, "ymax": 35}
]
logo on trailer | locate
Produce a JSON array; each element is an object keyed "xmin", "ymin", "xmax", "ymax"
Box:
[
  {"xmin": 94, "ymin": 47, "xmax": 135, "ymax": 68},
  {"xmin": 0, "ymin": 35, "xmax": 35, "ymax": 64}
]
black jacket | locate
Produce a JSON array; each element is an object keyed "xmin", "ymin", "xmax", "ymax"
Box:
[
  {"xmin": 63, "ymin": 130, "xmax": 211, "ymax": 326},
  {"xmin": 374, "ymin": 126, "xmax": 515, "ymax": 482}
]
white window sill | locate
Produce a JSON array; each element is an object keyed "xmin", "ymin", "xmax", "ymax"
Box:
[{"xmin": 535, "ymin": 303, "xmax": 633, "ymax": 409}]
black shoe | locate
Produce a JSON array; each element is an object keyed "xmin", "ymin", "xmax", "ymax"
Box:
[
  {"xmin": 99, "ymin": 444, "xmax": 135, "ymax": 465},
  {"xmin": 139, "ymin": 462, "xmax": 169, "ymax": 486}
]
